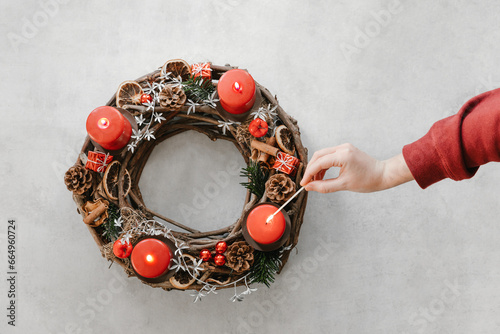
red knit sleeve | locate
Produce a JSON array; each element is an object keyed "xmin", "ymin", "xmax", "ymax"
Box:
[{"xmin": 402, "ymin": 88, "xmax": 500, "ymax": 189}]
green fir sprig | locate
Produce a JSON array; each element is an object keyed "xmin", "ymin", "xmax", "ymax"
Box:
[
  {"xmin": 102, "ymin": 203, "xmax": 121, "ymax": 242},
  {"xmin": 183, "ymin": 75, "xmax": 215, "ymax": 102},
  {"xmin": 240, "ymin": 161, "xmax": 268, "ymax": 198},
  {"xmin": 249, "ymin": 249, "xmax": 282, "ymax": 288}
]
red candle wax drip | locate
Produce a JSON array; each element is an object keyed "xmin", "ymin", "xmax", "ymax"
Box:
[
  {"xmin": 217, "ymin": 69, "xmax": 256, "ymax": 115},
  {"xmin": 246, "ymin": 204, "xmax": 286, "ymax": 245},
  {"xmin": 131, "ymin": 239, "xmax": 171, "ymax": 278},
  {"xmin": 86, "ymin": 106, "xmax": 132, "ymax": 151}
]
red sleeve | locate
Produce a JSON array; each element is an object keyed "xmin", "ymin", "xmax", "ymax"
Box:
[{"xmin": 402, "ymin": 88, "xmax": 500, "ymax": 189}]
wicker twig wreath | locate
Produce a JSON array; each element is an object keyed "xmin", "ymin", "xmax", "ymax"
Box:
[{"xmin": 65, "ymin": 60, "xmax": 308, "ymax": 302}]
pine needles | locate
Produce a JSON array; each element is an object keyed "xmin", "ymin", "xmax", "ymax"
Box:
[
  {"xmin": 183, "ymin": 75, "xmax": 215, "ymax": 102},
  {"xmin": 249, "ymin": 249, "xmax": 282, "ymax": 288},
  {"xmin": 102, "ymin": 203, "xmax": 121, "ymax": 242},
  {"xmin": 240, "ymin": 161, "xmax": 268, "ymax": 198}
]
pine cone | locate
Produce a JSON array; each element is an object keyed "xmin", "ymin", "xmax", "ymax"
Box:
[
  {"xmin": 265, "ymin": 174, "xmax": 296, "ymax": 204},
  {"xmin": 235, "ymin": 119, "xmax": 253, "ymax": 146},
  {"xmin": 226, "ymin": 241, "xmax": 254, "ymax": 272},
  {"xmin": 159, "ymin": 84, "xmax": 187, "ymax": 110},
  {"xmin": 64, "ymin": 165, "xmax": 93, "ymax": 195}
]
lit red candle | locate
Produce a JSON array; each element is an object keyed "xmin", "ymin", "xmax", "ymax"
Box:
[
  {"xmin": 131, "ymin": 239, "xmax": 172, "ymax": 279},
  {"xmin": 246, "ymin": 204, "xmax": 286, "ymax": 245},
  {"xmin": 86, "ymin": 106, "xmax": 132, "ymax": 151},
  {"xmin": 217, "ymin": 69, "xmax": 257, "ymax": 115}
]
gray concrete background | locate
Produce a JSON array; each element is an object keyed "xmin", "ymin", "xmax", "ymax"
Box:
[{"xmin": 2, "ymin": 0, "xmax": 500, "ymax": 333}]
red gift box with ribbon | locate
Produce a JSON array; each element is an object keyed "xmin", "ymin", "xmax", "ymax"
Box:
[
  {"xmin": 273, "ymin": 152, "xmax": 300, "ymax": 176},
  {"xmin": 191, "ymin": 62, "xmax": 212, "ymax": 80},
  {"xmin": 85, "ymin": 151, "xmax": 113, "ymax": 173}
]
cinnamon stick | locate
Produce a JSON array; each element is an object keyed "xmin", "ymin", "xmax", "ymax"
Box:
[
  {"xmin": 251, "ymin": 139, "xmax": 279, "ymax": 156},
  {"xmin": 83, "ymin": 202, "xmax": 108, "ymax": 225},
  {"xmin": 258, "ymin": 137, "xmax": 277, "ymax": 163}
]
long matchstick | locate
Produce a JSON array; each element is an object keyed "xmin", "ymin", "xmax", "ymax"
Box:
[{"xmin": 266, "ymin": 186, "xmax": 306, "ymax": 223}]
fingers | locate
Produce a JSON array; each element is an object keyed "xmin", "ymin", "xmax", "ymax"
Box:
[
  {"xmin": 301, "ymin": 153, "xmax": 343, "ymax": 186},
  {"xmin": 308, "ymin": 143, "xmax": 355, "ymax": 166},
  {"xmin": 308, "ymin": 146, "xmax": 339, "ymax": 166},
  {"xmin": 304, "ymin": 178, "xmax": 345, "ymax": 193},
  {"xmin": 313, "ymin": 169, "xmax": 327, "ymax": 181},
  {"xmin": 302, "ymin": 143, "xmax": 355, "ymax": 187}
]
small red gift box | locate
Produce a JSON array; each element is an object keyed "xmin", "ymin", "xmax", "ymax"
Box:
[
  {"xmin": 85, "ymin": 151, "xmax": 113, "ymax": 173},
  {"xmin": 273, "ymin": 152, "xmax": 300, "ymax": 176},
  {"xmin": 191, "ymin": 62, "xmax": 212, "ymax": 80}
]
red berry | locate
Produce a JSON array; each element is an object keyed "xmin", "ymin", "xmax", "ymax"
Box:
[
  {"xmin": 215, "ymin": 241, "xmax": 227, "ymax": 254},
  {"xmin": 141, "ymin": 94, "xmax": 152, "ymax": 104},
  {"xmin": 199, "ymin": 249, "xmax": 212, "ymax": 262},
  {"xmin": 112, "ymin": 239, "xmax": 133, "ymax": 259},
  {"xmin": 214, "ymin": 254, "xmax": 226, "ymax": 266},
  {"xmin": 248, "ymin": 119, "xmax": 268, "ymax": 138}
]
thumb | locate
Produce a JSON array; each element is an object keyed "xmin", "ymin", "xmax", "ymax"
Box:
[{"xmin": 305, "ymin": 178, "xmax": 344, "ymax": 194}]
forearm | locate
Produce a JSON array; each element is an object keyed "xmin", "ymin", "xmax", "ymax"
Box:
[{"xmin": 380, "ymin": 153, "xmax": 414, "ymax": 190}]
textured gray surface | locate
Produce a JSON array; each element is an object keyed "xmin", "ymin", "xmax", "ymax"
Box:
[{"xmin": 2, "ymin": 0, "xmax": 500, "ymax": 333}]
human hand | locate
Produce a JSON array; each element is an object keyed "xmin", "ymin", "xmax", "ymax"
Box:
[{"xmin": 300, "ymin": 143, "xmax": 414, "ymax": 193}]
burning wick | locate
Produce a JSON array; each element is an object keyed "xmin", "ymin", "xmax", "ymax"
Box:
[
  {"xmin": 266, "ymin": 187, "xmax": 306, "ymax": 224},
  {"xmin": 233, "ymin": 81, "xmax": 242, "ymax": 93},
  {"xmin": 98, "ymin": 117, "xmax": 109, "ymax": 129},
  {"xmin": 146, "ymin": 254, "xmax": 153, "ymax": 262}
]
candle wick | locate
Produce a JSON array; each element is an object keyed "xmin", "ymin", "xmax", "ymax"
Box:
[
  {"xmin": 98, "ymin": 117, "xmax": 110, "ymax": 129},
  {"xmin": 233, "ymin": 82, "xmax": 242, "ymax": 93}
]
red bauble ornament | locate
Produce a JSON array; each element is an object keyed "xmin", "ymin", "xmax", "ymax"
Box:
[
  {"xmin": 200, "ymin": 249, "xmax": 212, "ymax": 262},
  {"xmin": 112, "ymin": 239, "xmax": 133, "ymax": 259},
  {"xmin": 248, "ymin": 119, "xmax": 268, "ymax": 138},
  {"xmin": 141, "ymin": 94, "xmax": 152, "ymax": 104},
  {"xmin": 214, "ymin": 254, "xmax": 226, "ymax": 266},
  {"xmin": 215, "ymin": 241, "xmax": 227, "ymax": 254}
]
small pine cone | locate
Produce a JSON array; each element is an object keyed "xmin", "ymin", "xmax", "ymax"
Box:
[
  {"xmin": 235, "ymin": 119, "xmax": 253, "ymax": 146},
  {"xmin": 226, "ymin": 241, "xmax": 254, "ymax": 272},
  {"xmin": 64, "ymin": 165, "xmax": 93, "ymax": 195},
  {"xmin": 159, "ymin": 84, "xmax": 187, "ymax": 110},
  {"xmin": 265, "ymin": 174, "xmax": 296, "ymax": 204}
]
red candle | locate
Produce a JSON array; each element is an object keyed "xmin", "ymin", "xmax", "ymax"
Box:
[
  {"xmin": 217, "ymin": 69, "xmax": 256, "ymax": 114},
  {"xmin": 246, "ymin": 204, "xmax": 286, "ymax": 244},
  {"xmin": 86, "ymin": 106, "xmax": 132, "ymax": 151},
  {"xmin": 131, "ymin": 239, "xmax": 172, "ymax": 278}
]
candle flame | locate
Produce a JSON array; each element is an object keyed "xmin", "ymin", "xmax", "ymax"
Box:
[
  {"xmin": 146, "ymin": 254, "xmax": 153, "ymax": 262},
  {"xmin": 98, "ymin": 117, "xmax": 109, "ymax": 129},
  {"xmin": 233, "ymin": 81, "xmax": 242, "ymax": 93}
]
